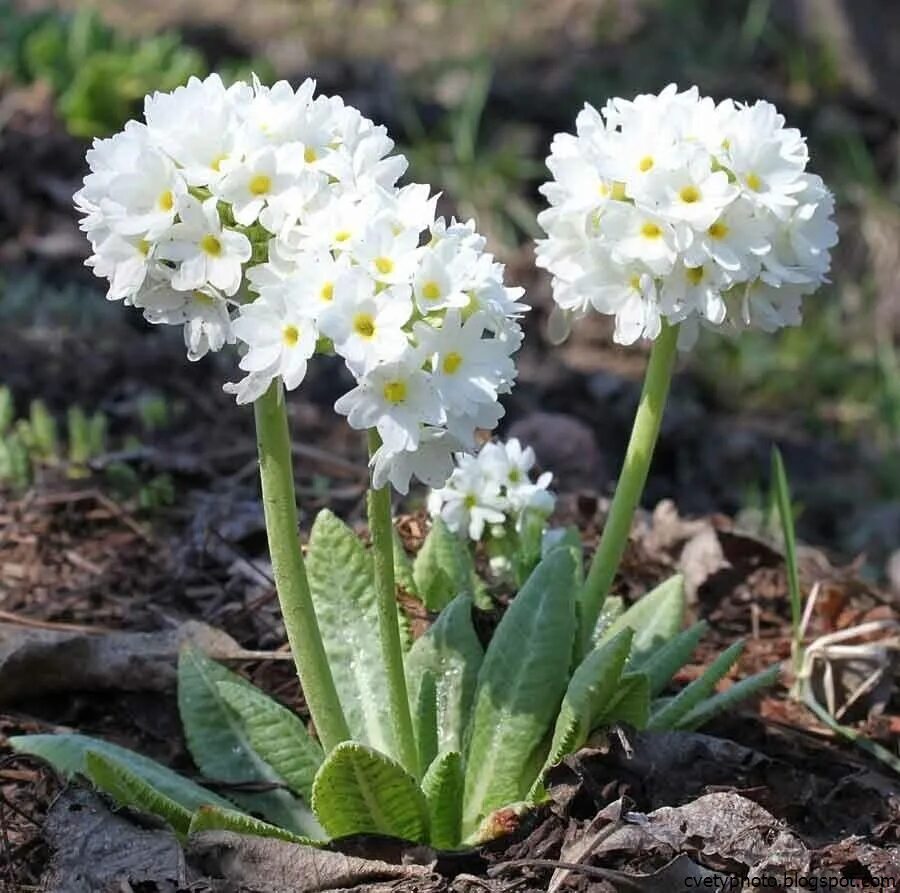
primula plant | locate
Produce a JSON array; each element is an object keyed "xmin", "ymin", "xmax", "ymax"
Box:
[{"xmin": 14, "ymin": 83, "xmax": 834, "ymax": 849}]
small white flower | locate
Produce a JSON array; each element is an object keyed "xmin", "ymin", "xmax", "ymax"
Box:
[
  {"xmin": 318, "ymin": 272, "xmax": 412, "ymax": 375},
  {"xmin": 334, "ymin": 356, "xmax": 443, "ymax": 453},
  {"xmin": 604, "ymin": 203, "xmax": 679, "ymax": 275},
  {"xmin": 354, "ymin": 220, "xmax": 422, "ymax": 285},
  {"xmin": 232, "ymin": 291, "xmax": 318, "ymax": 394},
  {"xmin": 683, "ymin": 196, "xmax": 770, "ymax": 274},
  {"xmin": 158, "ymin": 196, "xmax": 252, "ymax": 296},
  {"xmin": 370, "ymin": 427, "xmax": 460, "ymax": 494},
  {"xmin": 642, "ymin": 150, "xmax": 738, "ymax": 231},
  {"xmin": 428, "ymin": 437, "xmax": 556, "ymax": 541},
  {"xmin": 137, "ymin": 279, "xmax": 234, "ymax": 361},
  {"xmin": 215, "ymin": 147, "xmax": 298, "ymax": 227},
  {"xmin": 105, "ymin": 146, "xmax": 184, "ymax": 240},
  {"xmin": 144, "ymin": 74, "xmax": 240, "ymax": 187},
  {"xmin": 415, "ymin": 312, "xmax": 516, "ymax": 415},
  {"xmin": 428, "ymin": 453, "xmax": 508, "ymax": 540},
  {"xmin": 87, "ymin": 233, "xmax": 155, "ymax": 301}
]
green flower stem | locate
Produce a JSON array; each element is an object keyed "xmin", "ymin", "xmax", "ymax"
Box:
[
  {"xmin": 366, "ymin": 429, "xmax": 420, "ymax": 778},
  {"xmin": 254, "ymin": 381, "xmax": 350, "ymax": 752},
  {"xmin": 578, "ymin": 322, "xmax": 679, "ymax": 655}
]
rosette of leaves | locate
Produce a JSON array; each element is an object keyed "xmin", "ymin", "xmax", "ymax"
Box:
[{"xmin": 13, "ymin": 510, "xmax": 777, "ymax": 848}]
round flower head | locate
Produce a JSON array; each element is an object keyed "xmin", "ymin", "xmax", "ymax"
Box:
[
  {"xmin": 428, "ymin": 437, "xmax": 556, "ymax": 542},
  {"xmin": 536, "ymin": 84, "xmax": 838, "ymax": 349},
  {"xmin": 75, "ymin": 74, "xmax": 526, "ymax": 493}
]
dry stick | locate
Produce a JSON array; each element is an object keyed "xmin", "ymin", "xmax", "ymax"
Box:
[{"xmin": 491, "ymin": 859, "xmax": 652, "ymax": 892}]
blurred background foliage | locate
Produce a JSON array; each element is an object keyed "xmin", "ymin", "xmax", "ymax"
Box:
[{"xmin": 1, "ymin": 0, "xmax": 898, "ymax": 576}]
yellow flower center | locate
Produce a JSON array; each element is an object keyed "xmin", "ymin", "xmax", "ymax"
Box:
[
  {"xmin": 334, "ymin": 230, "xmax": 351, "ymax": 243},
  {"xmin": 353, "ymin": 313, "xmax": 376, "ymax": 339},
  {"xmin": 421, "ymin": 280, "xmax": 442, "ymax": 301},
  {"xmin": 685, "ymin": 266, "xmax": 704, "ymax": 286},
  {"xmin": 638, "ymin": 155, "xmax": 654, "ymax": 173},
  {"xmin": 708, "ymin": 221, "xmax": 729, "ymax": 240},
  {"xmin": 304, "ymin": 146, "xmax": 318, "ymax": 164},
  {"xmin": 628, "ymin": 274, "xmax": 642, "ymax": 291},
  {"xmin": 679, "ymin": 185, "xmax": 701, "ymax": 204},
  {"xmin": 374, "ymin": 256, "xmax": 394, "ymax": 276},
  {"xmin": 282, "ymin": 324, "xmax": 300, "ymax": 347},
  {"xmin": 611, "ymin": 181, "xmax": 628, "ymax": 201},
  {"xmin": 598, "ymin": 181, "xmax": 611, "ymax": 197},
  {"xmin": 137, "ymin": 239, "xmax": 151, "ymax": 257},
  {"xmin": 746, "ymin": 172, "xmax": 762, "ymax": 192},
  {"xmin": 464, "ymin": 493, "xmax": 477, "ymax": 509},
  {"xmin": 158, "ymin": 189, "xmax": 174, "ymax": 212},
  {"xmin": 382, "ymin": 380, "xmax": 407, "ymax": 404},
  {"xmin": 508, "ymin": 469, "xmax": 521, "ymax": 483},
  {"xmin": 200, "ymin": 234, "xmax": 222, "ymax": 256},
  {"xmin": 640, "ymin": 222, "xmax": 662, "ymax": 239},
  {"xmin": 320, "ymin": 282, "xmax": 334, "ymax": 302},
  {"xmin": 442, "ymin": 351, "xmax": 463, "ymax": 374},
  {"xmin": 210, "ymin": 154, "xmax": 227, "ymax": 172},
  {"xmin": 249, "ymin": 173, "xmax": 272, "ymax": 196}
]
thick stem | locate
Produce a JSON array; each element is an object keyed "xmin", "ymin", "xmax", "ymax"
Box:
[
  {"xmin": 578, "ymin": 323, "xmax": 679, "ymax": 655},
  {"xmin": 254, "ymin": 382, "xmax": 350, "ymax": 752},
  {"xmin": 366, "ymin": 429, "xmax": 420, "ymax": 778}
]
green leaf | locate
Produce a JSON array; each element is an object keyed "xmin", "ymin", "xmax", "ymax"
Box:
[
  {"xmin": 542, "ymin": 525, "xmax": 584, "ymax": 584},
  {"xmin": 311, "ymin": 742, "xmax": 429, "ymax": 842},
  {"xmin": 405, "ymin": 594, "xmax": 483, "ymax": 758},
  {"xmin": 640, "ymin": 621, "xmax": 708, "ymax": 697},
  {"xmin": 771, "ymin": 447, "xmax": 803, "ymax": 648},
  {"xmin": 393, "ymin": 530, "xmax": 418, "ymax": 598},
  {"xmin": 512, "ymin": 511, "xmax": 550, "ymax": 586},
  {"xmin": 216, "ymin": 681, "xmax": 323, "ymax": 802},
  {"xmin": 421, "ymin": 751, "xmax": 463, "ymax": 850},
  {"xmin": 462, "ymin": 549, "xmax": 577, "ymax": 838},
  {"xmin": 413, "ymin": 671, "xmax": 439, "ymax": 775},
  {"xmin": 85, "ymin": 751, "xmax": 193, "ymax": 835},
  {"xmin": 393, "ymin": 531, "xmax": 417, "ymax": 651},
  {"xmin": 675, "ymin": 665, "xmax": 780, "ymax": 730},
  {"xmin": 9, "ymin": 733, "xmax": 233, "ymax": 813},
  {"xmin": 647, "ymin": 640, "xmax": 745, "ymax": 730},
  {"xmin": 589, "ymin": 595, "xmax": 624, "ymax": 647},
  {"xmin": 189, "ymin": 805, "xmax": 318, "ymax": 844},
  {"xmin": 597, "ymin": 672, "xmax": 651, "ymax": 729},
  {"xmin": 599, "ymin": 575, "xmax": 685, "ymax": 665},
  {"xmin": 540, "ymin": 629, "xmax": 634, "ymax": 779},
  {"xmin": 306, "ymin": 509, "xmax": 394, "ymax": 754},
  {"xmin": 413, "ymin": 518, "xmax": 473, "ymax": 611},
  {"xmin": 178, "ymin": 648, "xmax": 323, "ymax": 838},
  {"xmin": 0, "ymin": 387, "xmax": 13, "ymax": 436},
  {"xmin": 28, "ymin": 399, "xmax": 58, "ymax": 459}
]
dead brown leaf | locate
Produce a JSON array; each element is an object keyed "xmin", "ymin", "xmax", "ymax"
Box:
[
  {"xmin": 0, "ymin": 619, "xmax": 289, "ymax": 704},
  {"xmin": 186, "ymin": 830, "xmax": 435, "ymax": 893}
]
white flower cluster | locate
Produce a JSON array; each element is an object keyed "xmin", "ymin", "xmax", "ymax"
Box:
[
  {"xmin": 75, "ymin": 75, "xmax": 526, "ymax": 492},
  {"xmin": 536, "ymin": 84, "xmax": 838, "ymax": 348},
  {"xmin": 427, "ymin": 438, "xmax": 555, "ymax": 541}
]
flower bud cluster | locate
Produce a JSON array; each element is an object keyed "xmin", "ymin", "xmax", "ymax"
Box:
[{"xmin": 427, "ymin": 438, "xmax": 555, "ymax": 541}]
